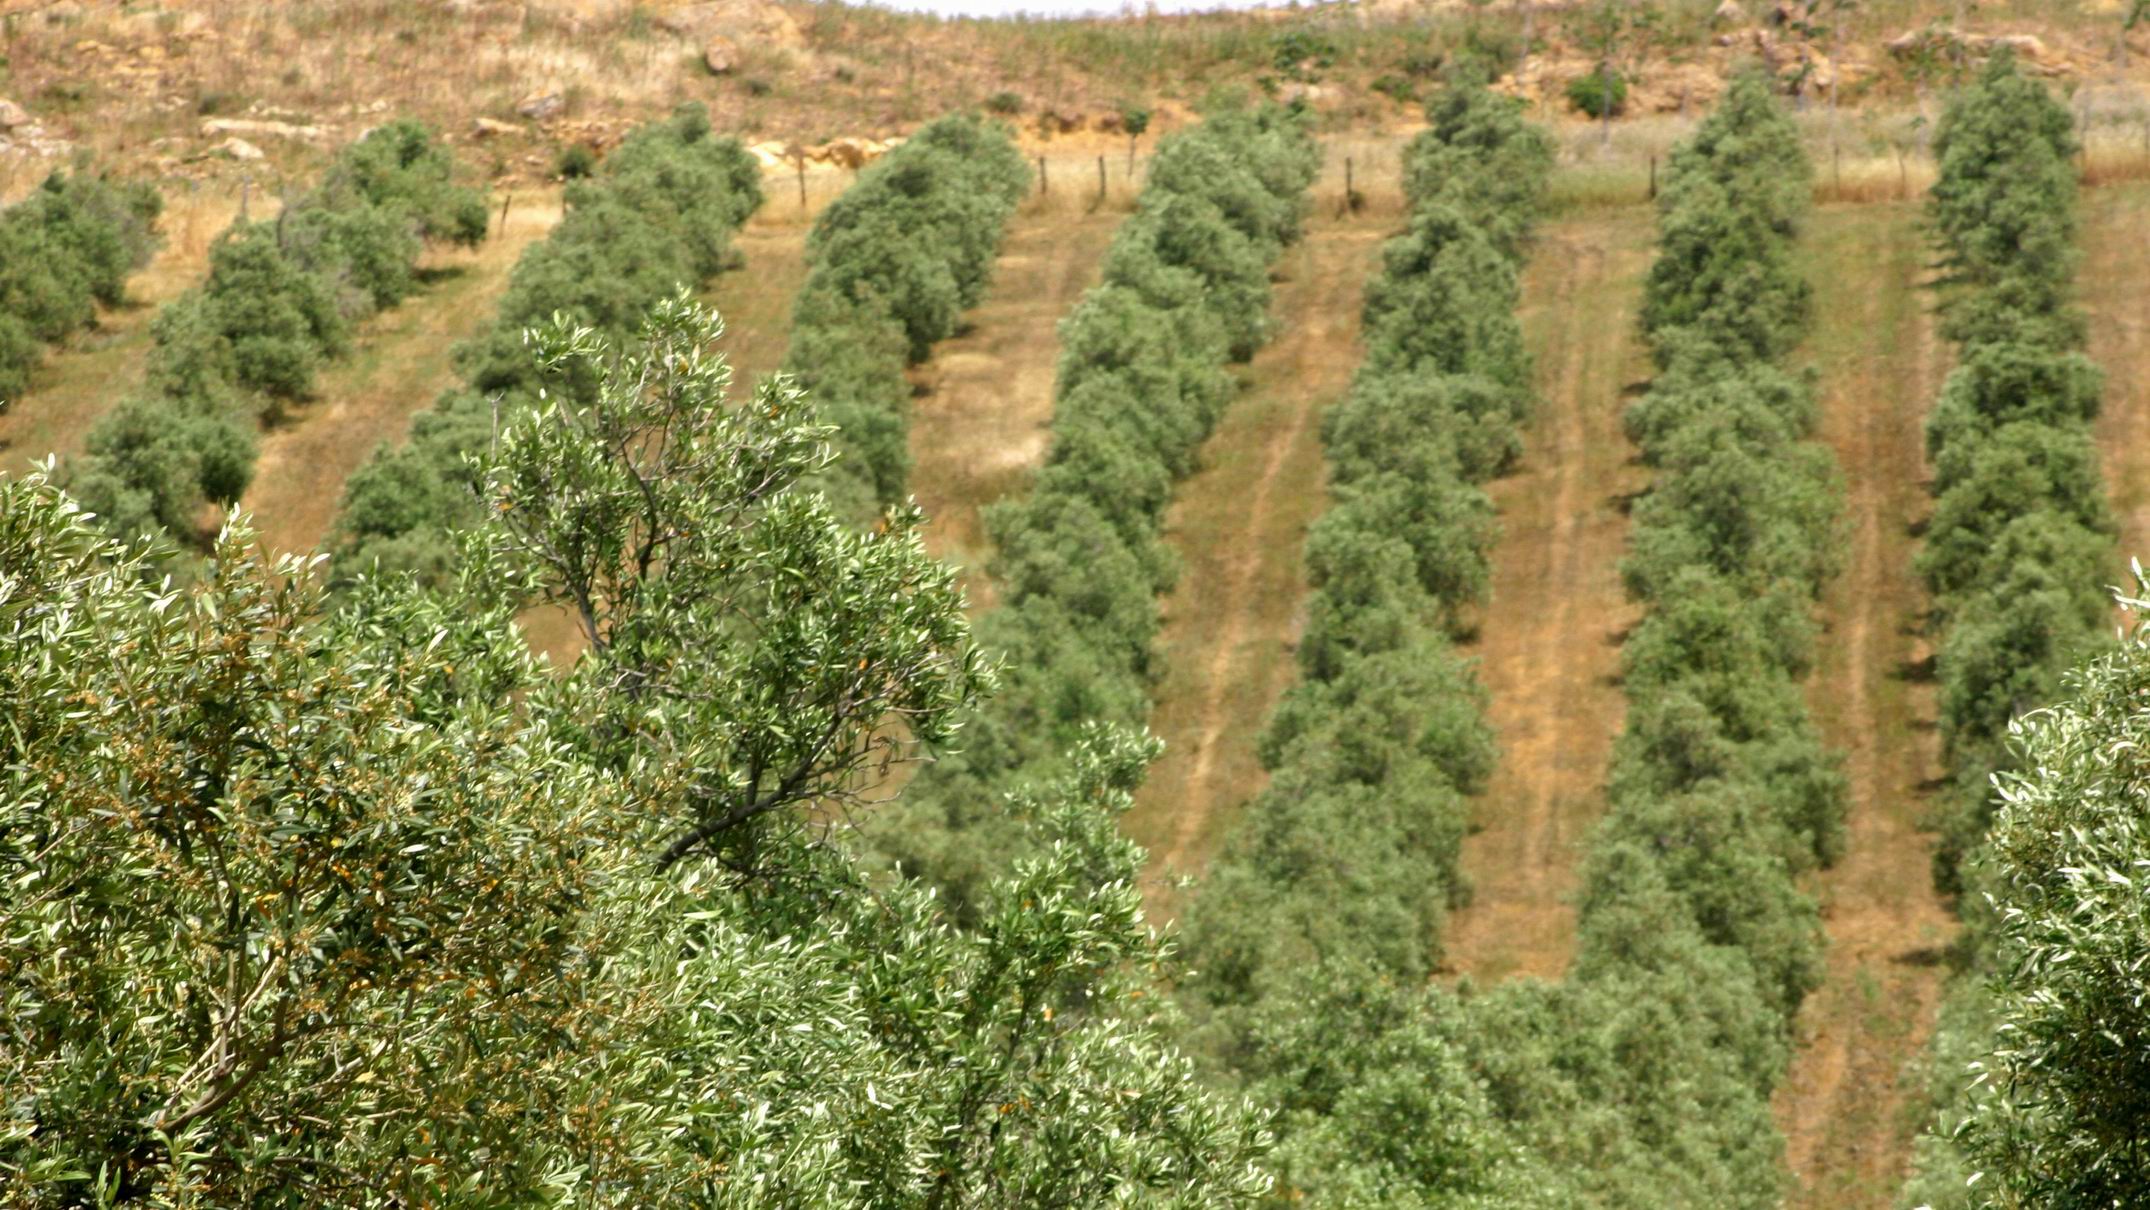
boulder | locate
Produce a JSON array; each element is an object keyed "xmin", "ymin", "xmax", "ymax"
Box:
[
  {"xmin": 1806, "ymin": 51, "xmax": 1837, "ymax": 93},
  {"xmin": 517, "ymin": 91, "xmax": 565, "ymax": 120},
  {"xmin": 702, "ymin": 35, "xmax": 739, "ymax": 74},
  {"xmin": 471, "ymin": 116, "xmax": 522, "ymax": 138},
  {"xmin": 1711, "ymin": 0, "xmax": 1744, "ymax": 25},
  {"xmin": 201, "ymin": 117, "xmax": 325, "ymax": 142},
  {"xmin": 1989, "ymin": 33, "xmax": 2048, "ymax": 61},
  {"xmin": 216, "ymin": 136, "xmax": 264, "ymax": 161},
  {"xmin": 0, "ymin": 98, "xmax": 27, "ymax": 130}
]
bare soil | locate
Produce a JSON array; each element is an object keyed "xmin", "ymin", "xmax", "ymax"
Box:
[
  {"xmin": 906, "ymin": 205, "xmax": 1126, "ymax": 602},
  {"xmin": 1439, "ymin": 212, "xmax": 1654, "ymax": 981},
  {"xmin": 2085, "ymin": 182, "xmax": 2150, "ymax": 577}
]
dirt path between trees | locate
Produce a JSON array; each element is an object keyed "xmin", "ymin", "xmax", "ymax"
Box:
[
  {"xmin": 1773, "ymin": 203, "xmax": 1956, "ymax": 1210},
  {"xmin": 244, "ymin": 195, "xmax": 563, "ymax": 556},
  {"xmin": 1125, "ymin": 210, "xmax": 1390, "ymax": 892},
  {"xmin": 907, "ymin": 208, "xmax": 1126, "ymax": 602},
  {"xmin": 1440, "ymin": 213, "xmax": 1653, "ymax": 981},
  {"xmin": 2085, "ymin": 183, "xmax": 2150, "ymax": 576}
]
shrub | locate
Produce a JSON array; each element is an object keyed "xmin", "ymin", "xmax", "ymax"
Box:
[
  {"xmin": 0, "ymin": 169, "xmax": 161, "ymax": 404},
  {"xmin": 1566, "ymin": 66, "xmax": 1627, "ymax": 118},
  {"xmin": 984, "ymin": 89, "xmax": 1022, "ymax": 114},
  {"xmin": 554, "ymin": 141, "xmax": 597, "ymax": 179}
]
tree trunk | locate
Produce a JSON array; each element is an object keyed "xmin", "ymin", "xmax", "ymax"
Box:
[{"xmin": 1600, "ymin": 58, "xmax": 1615, "ymax": 148}]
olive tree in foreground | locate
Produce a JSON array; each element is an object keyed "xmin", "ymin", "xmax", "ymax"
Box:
[
  {"xmin": 0, "ymin": 297, "xmax": 1270, "ymax": 1205},
  {"xmin": 1941, "ymin": 576, "xmax": 2150, "ymax": 1209}
]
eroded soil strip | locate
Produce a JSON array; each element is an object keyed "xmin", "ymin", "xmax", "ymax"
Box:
[
  {"xmin": 1773, "ymin": 203, "xmax": 1955, "ymax": 1210},
  {"xmin": 1440, "ymin": 213, "xmax": 1654, "ymax": 982},
  {"xmin": 1126, "ymin": 210, "xmax": 1390, "ymax": 886}
]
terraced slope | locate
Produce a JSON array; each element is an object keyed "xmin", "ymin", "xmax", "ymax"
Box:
[
  {"xmin": 1127, "ymin": 208, "xmax": 1391, "ymax": 884},
  {"xmin": 1440, "ymin": 211, "xmax": 1653, "ymax": 981}
]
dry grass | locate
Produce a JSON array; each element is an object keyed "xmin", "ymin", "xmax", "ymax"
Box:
[
  {"xmin": 1439, "ymin": 210, "xmax": 1655, "ymax": 983},
  {"xmin": 906, "ymin": 207, "xmax": 1126, "ymax": 602},
  {"xmin": 9, "ymin": 0, "xmax": 2149, "ymax": 209},
  {"xmin": 1123, "ymin": 208, "xmax": 1393, "ymax": 906},
  {"xmin": 1772, "ymin": 201, "xmax": 1956, "ymax": 1210},
  {"xmin": 243, "ymin": 190, "xmax": 564, "ymax": 557},
  {"xmin": 2084, "ymin": 182, "xmax": 2150, "ymax": 583}
]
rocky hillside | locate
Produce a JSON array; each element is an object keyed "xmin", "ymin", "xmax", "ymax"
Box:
[{"xmin": 1, "ymin": 0, "xmax": 2146, "ymax": 201}]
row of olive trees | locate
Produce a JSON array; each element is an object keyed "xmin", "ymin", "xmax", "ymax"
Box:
[
  {"xmin": 785, "ymin": 114, "xmax": 1029, "ymax": 515},
  {"xmin": 0, "ymin": 294, "xmax": 1276, "ymax": 1204},
  {"xmin": 1171, "ymin": 82, "xmax": 1561, "ymax": 1205},
  {"xmin": 1171, "ymin": 72, "xmax": 1847, "ymax": 1209},
  {"xmin": 0, "ymin": 170, "xmax": 162, "ymax": 403},
  {"xmin": 869, "ymin": 99, "xmax": 1320, "ymax": 913},
  {"xmin": 330, "ymin": 104, "xmax": 762, "ymax": 581},
  {"xmin": 1899, "ymin": 54, "xmax": 2134, "ymax": 1210},
  {"xmin": 1186, "ymin": 72, "xmax": 1847, "ymax": 1210},
  {"xmin": 66, "ymin": 123, "xmax": 486, "ymax": 549},
  {"xmin": 1528, "ymin": 66, "xmax": 1849, "ymax": 1205}
]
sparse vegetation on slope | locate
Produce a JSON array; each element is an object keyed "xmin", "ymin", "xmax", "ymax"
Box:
[{"xmin": 332, "ymin": 103, "xmax": 761, "ymax": 582}]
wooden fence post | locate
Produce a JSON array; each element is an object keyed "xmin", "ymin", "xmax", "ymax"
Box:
[
  {"xmin": 1037, "ymin": 155, "xmax": 1048, "ymax": 196},
  {"xmin": 796, "ymin": 158, "xmax": 808, "ymax": 210},
  {"xmin": 1647, "ymin": 154, "xmax": 1657, "ymax": 202}
]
